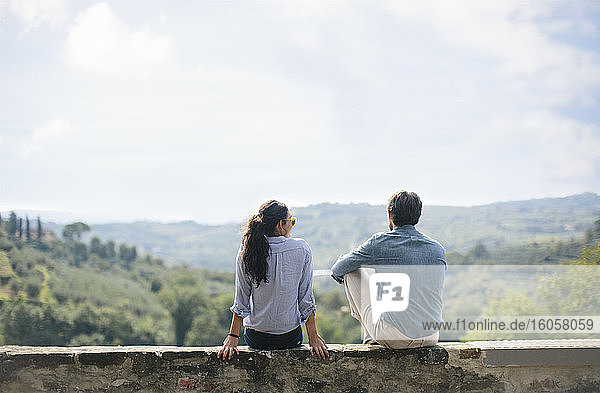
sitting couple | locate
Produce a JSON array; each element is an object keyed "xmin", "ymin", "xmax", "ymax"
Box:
[{"xmin": 218, "ymin": 191, "xmax": 446, "ymax": 360}]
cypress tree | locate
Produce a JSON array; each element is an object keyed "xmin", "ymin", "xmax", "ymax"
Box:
[
  {"xmin": 26, "ymin": 216, "xmax": 31, "ymax": 242},
  {"xmin": 18, "ymin": 218, "xmax": 23, "ymax": 239},
  {"xmin": 8, "ymin": 212, "xmax": 17, "ymax": 239},
  {"xmin": 37, "ymin": 216, "xmax": 42, "ymax": 240}
]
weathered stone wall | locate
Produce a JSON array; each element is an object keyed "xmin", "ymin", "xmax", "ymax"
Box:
[{"xmin": 1, "ymin": 340, "xmax": 599, "ymax": 392}]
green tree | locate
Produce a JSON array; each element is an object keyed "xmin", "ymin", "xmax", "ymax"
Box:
[
  {"xmin": 577, "ymin": 243, "xmax": 600, "ymax": 265},
  {"xmin": 467, "ymin": 246, "xmax": 600, "ymax": 341},
  {"xmin": 150, "ymin": 278, "xmax": 163, "ymax": 293},
  {"xmin": 62, "ymin": 222, "xmax": 90, "ymax": 241},
  {"xmin": 6, "ymin": 212, "xmax": 16, "ymax": 239},
  {"xmin": 18, "ymin": 218, "xmax": 23, "ymax": 239},
  {"xmin": 187, "ymin": 293, "xmax": 234, "ymax": 346},
  {"xmin": 71, "ymin": 241, "xmax": 89, "ymax": 267},
  {"xmin": 36, "ymin": 216, "xmax": 42, "ymax": 240},
  {"xmin": 159, "ymin": 275, "xmax": 206, "ymax": 346},
  {"xmin": 1, "ymin": 300, "xmax": 68, "ymax": 345},
  {"xmin": 90, "ymin": 237, "xmax": 107, "ymax": 258},
  {"xmin": 24, "ymin": 277, "xmax": 42, "ymax": 299},
  {"xmin": 0, "ymin": 250, "xmax": 14, "ymax": 287},
  {"xmin": 119, "ymin": 244, "xmax": 137, "ymax": 269},
  {"xmin": 594, "ymin": 219, "xmax": 600, "ymax": 239},
  {"xmin": 105, "ymin": 240, "xmax": 116, "ymax": 259},
  {"xmin": 25, "ymin": 216, "xmax": 31, "ymax": 242}
]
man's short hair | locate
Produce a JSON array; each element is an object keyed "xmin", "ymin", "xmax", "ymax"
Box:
[{"xmin": 387, "ymin": 191, "xmax": 422, "ymax": 227}]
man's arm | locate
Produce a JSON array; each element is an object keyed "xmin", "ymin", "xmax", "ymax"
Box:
[{"xmin": 330, "ymin": 236, "xmax": 374, "ymax": 284}]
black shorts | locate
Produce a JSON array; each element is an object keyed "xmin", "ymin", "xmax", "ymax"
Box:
[{"xmin": 244, "ymin": 325, "xmax": 303, "ymax": 350}]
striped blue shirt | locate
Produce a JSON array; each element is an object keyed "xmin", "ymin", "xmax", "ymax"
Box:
[{"xmin": 230, "ymin": 236, "xmax": 317, "ymax": 334}]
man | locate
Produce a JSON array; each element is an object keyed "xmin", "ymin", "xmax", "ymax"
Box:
[{"xmin": 331, "ymin": 191, "xmax": 446, "ymax": 349}]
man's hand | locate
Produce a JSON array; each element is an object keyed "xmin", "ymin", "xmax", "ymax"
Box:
[
  {"xmin": 308, "ymin": 333, "xmax": 329, "ymax": 359},
  {"xmin": 218, "ymin": 335, "xmax": 239, "ymax": 360}
]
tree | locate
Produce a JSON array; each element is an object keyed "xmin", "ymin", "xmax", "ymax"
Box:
[
  {"xmin": 468, "ymin": 243, "xmax": 489, "ymax": 259},
  {"xmin": 159, "ymin": 275, "xmax": 206, "ymax": 346},
  {"xmin": 584, "ymin": 229, "xmax": 594, "ymax": 245},
  {"xmin": 62, "ymin": 222, "xmax": 90, "ymax": 241},
  {"xmin": 90, "ymin": 237, "xmax": 107, "ymax": 258},
  {"xmin": 150, "ymin": 278, "xmax": 163, "ymax": 293},
  {"xmin": 577, "ymin": 243, "xmax": 600, "ymax": 266},
  {"xmin": 37, "ymin": 216, "xmax": 42, "ymax": 240},
  {"xmin": 71, "ymin": 241, "xmax": 89, "ymax": 267},
  {"xmin": 1, "ymin": 300, "xmax": 67, "ymax": 345},
  {"xmin": 119, "ymin": 244, "xmax": 137, "ymax": 269},
  {"xmin": 25, "ymin": 216, "xmax": 31, "ymax": 242},
  {"xmin": 18, "ymin": 218, "xmax": 23, "ymax": 239},
  {"xmin": 187, "ymin": 293, "xmax": 234, "ymax": 345},
  {"xmin": 7, "ymin": 212, "xmax": 17, "ymax": 239},
  {"xmin": 467, "ymin": 245, "xmax": 600, "ymax": 341},
  {"xmin": 105, "ymin": 240, "xmax": 116, "ymax": 259}
]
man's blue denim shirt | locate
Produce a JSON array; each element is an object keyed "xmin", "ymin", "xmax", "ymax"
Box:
[{"xmin": 331, "ymin": 225, "xmax": 446, "ymax": 338}]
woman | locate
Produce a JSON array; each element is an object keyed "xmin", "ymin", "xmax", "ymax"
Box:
[{"xmin": 218, "ymin": 200, "xmax": 329, "ymax": 360}]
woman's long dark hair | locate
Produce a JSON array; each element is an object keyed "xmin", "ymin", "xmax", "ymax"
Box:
[{"xmin": 241, "ymin": 200, "xmax": 289, "ymax": 287}]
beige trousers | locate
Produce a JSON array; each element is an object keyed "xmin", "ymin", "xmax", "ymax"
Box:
[{"xmin": 343, "ymin": 269, "xmax": 439, "ymax": 349}]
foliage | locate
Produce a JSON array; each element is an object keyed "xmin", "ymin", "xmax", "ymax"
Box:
[
  {"xmin": 0, "ymin": 250, "xmax": 14, "ymax": 279},
  {"xmin": 76, "ymin": 193, "xmax": 600, "ymax": 270},
  {"xmin": 159, "ymin": 274, "xmax": 207, "ymax": 346},
  {"xmin": 186, "ymin": 293, "xmax": 235, "ymax": 346},
  {"xmin": 7, "ymin": 212, "xmax": 17, "ymax": 239},
  {"xmin": 0, "ymin": 208, "xmax": 598, "ymax": 347},
  {"xmin": 577, "ymin": 242, "xmax": 600, "ymax": 265},
  {"xmin": 62, "ymin": 222, "xmax": 91, "ymax": 241},
  {"xmin": 119, "ymin": 244, "xmax": 137, "ymax": 269},
  {"xmin": 464, "ymin": 244, "xmax": 600, "ymax": 340},
  {"xmin": 313, "ymin": 288, "xmax": 361, "ymax": 344}
]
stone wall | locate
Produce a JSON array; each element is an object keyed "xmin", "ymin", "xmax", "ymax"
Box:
[{"xmin": 1, "ymin": 340, "xmax": 599, "ymax": 392}]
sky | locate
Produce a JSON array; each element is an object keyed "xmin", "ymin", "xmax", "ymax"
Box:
[{"xmin": 1, "ymin": 0, "xmax": 599, "ymax": 224}]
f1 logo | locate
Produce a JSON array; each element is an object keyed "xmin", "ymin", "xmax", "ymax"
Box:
[{"xmin": 369, "ymin": 273, "xmax": 410, "ymax": 324}]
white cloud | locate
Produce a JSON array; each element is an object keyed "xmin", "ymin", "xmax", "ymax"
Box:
[
  {"xmin": 383, "ymin": 1, "xmax": 600, "ymax": 107},
  {"xmin": 65, "ymin": 2, "xmax": 172, "ymax": 79},
  {"xmin": 158, "ymin": 12, "xmax": 167, "ymax": 25},
  {"xmin": 521, "ymin": 113, "xmax": 600, "ymax": 180},
  {"xmin": 9, "ymin": 0, "xmax": 67, "ymax": 32},
  {"xmin": 470, "ymin": 112, "xmax": 600, "ymax": 182},
  {"xmin": 3, "ymin": 1, "xmax": 599, "ymax": 221},
  {"xmin": 21, "ymin": 117, "xmax": 73, "ymax": 156},
  {"xmin": 289, "ymin": 30, "xmax": 321, "ymax": 50},
  {"xmin": 580, "ymin": 19, "xmax": 598, "ymax": 35}
]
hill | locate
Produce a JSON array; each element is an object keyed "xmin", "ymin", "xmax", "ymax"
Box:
[
  {"xmin": 45, "ymin": 193, "xmax": 600, "ymax": 270},
  {"xmin": 0, "ymin": 215, "xmax": 363, "ymax": 346},
  {"xmin": 0, "ymin": 210, "xmax": 597, "ymax": 346}
]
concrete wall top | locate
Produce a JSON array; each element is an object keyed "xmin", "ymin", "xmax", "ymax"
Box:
[{"xmin": 1, "ymin": 340, "xmax": 599, "ymax": 392}]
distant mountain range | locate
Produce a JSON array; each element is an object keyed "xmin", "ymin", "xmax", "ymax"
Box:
[{"xmin": 31, "ymin": 193, "xmax": 600, "ymax": 270}]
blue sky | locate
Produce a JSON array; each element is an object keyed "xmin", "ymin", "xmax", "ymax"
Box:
[{"xmin": 1, "ymin": 0, "xmax": 599, "ymax": 224}]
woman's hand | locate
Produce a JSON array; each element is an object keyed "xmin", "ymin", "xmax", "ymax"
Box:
[
  {"xmin": 308, "ymin": 333, "xmax": 329, "ymax": 359},
  {"xmin": 304, "ymin": 312, "xmax": 329, "ymax": 359},
  {"xmin": 218, "ymin": 335, "xmax": 239, "ymax": 360}
]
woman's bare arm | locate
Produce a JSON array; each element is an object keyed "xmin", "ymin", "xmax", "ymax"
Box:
[
  {"xmin": 218, "ymin": 312, "xmax": 243, "ymax": 360},
  {"xmin": 305, "ymin": 311, "xmax": 329, "ymax": 359}
]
